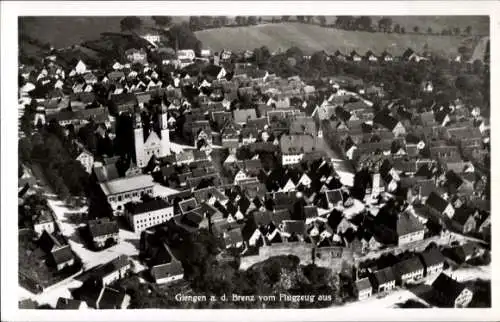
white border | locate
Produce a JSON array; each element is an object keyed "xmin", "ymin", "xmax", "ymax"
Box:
[{"xmin": 2, "ymin": 1, "xmax": 499, "ymax": 321}]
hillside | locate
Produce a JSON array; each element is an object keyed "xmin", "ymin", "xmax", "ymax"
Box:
[
  {"xmin": 260, "ymin": 16, "xmax": 488, "ymax": 36},
  {"xmin": 196, "ymin": 23, "xmax": 472, "ymax": 57}
]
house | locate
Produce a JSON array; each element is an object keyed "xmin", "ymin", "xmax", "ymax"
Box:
[
  {"xmin": 280, "ymin": 134, "xmax": 317, "ymax": 165},
  {"xmin": 355, "ymin": 277, "xmax": 373, "ymax": 300},
  {"xmin": 223, "ymin": 227, "xmax": 244, "ymax": 248},
  {"xmin": 447, "ymin": 242, "xmax": 484, "ymax": 264},
  {"xmin": 371, "ymin": 266, "xmax": 396, "ymax": 293},
  {"xmin": 431, "ymin": 273, "xmax": 473, "ymax": 308},
  {"xmin": 51, "ymin": 245, "xmax": 75, "ymax": 271},
  {"xmin": 33, "ymin": 210, "xmax": 56, "ymax": 237},
  {"xmin": 395, "ymin": 256, "xmax": 424, "ymax": 285},
  {"xmin": 373, "ymin": 113, "xmax": 406, "ymax": 137},
  {"xmin": 150, "ymin": 260, "xmax": 184, "ymax": 285},
  {"xmin": 396, "ymin": 211, "xmax": 425, "ymax": 246},
  {"xmin": 87, "ymin": 218, "xmax": 119, "ymax": 250},
  {"xmin": 75, "ymin": 149, "xmax": 94, "ymax": 174},
  {"xmin": 99, "ymin": 174, "xmax": 155, "ymax": 214},
  {"xmin": 364, "ymin": 50, "xmax": 378, "ymax": 62},
  {"xmin": 380, "ymin": 51, "xmax": 393, "ymax": 62},
  {"xmin": 233, "ymin": 108, "xmax": 257, "ymax": 124},
  {"xmin": 426, "ymin": 191, "xmax": 455, "ymax": 219},
  {"xmin": 350, "ymin": 50, "xmax": 362, "ymax": 62},
  {"xmin": 97, "ymin": 286, "xmax": 129, "ymax": 309},
  {"xmin": 124, "ymin": 197, "xmax": 174, "ymax": 233},
  {"xmin": 419, "ymin": 247, "xmax": 445, "ymax": 277},
  {"xmin": 451, "ymin": 207, "xmax": 477, "ymax": 234},
  {"xmin": 125, "ymin": 48, "xmax": 148, "ymax": 64},
  {"xmin": 56, "ymin": 297, "xmax": 88, "ymax": 310},
  {"xmin": 90, "ymin": 255, "xmax": 131, "ymax": 286},
  {"xmin": 75, "ymin": 60, "xmax": 87, "ymax": 74}
]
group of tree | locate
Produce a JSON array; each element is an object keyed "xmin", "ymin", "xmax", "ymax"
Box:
[{"xmin": 27, "ymin": 121, "xmax": 90, "ymax": 200}]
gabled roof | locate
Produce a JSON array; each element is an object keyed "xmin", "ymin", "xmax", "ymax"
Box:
[
  {"xmin": 396, "ymin": 256, "xmax": 424, "ymax": 276},
  {"xmin": 88, "ymin": 218, "xmax": 119, "ymax": 238},
  {"xmin": 56, "ymin": 297, "xmax": 84, "ymax": 309},
  {"xmin": 397, "ymin": 211, "xmax": 425, "ymax": 236},
  {"xmin": 151, "ymin": 261, "xmax": 184, "ymax": 280},
  {"xmin": 52, "ymin": 245, "xmax": 74, "ymax": 264},
  {"xmin": 419, "ymin": 247, "xmax": 445, "ymax": 268},
  {"xmin": 431, "ymin": 273, "xmax": 468, "ymax": 300},
  {"xmin": 425, "ymin": 192, "xmax": 449, "ymax": 213},
  {"xmin": 373, "ymin": 112, "xmax": 400, "ymax": 131},
  {"xmin": 453, "ymin": 207, "xmax": 475, "ymax": 225},
  {"xmin": 98, "ymin": 287, "xmax": 126, "ymax": 309},
  {"xmin": 373, "ymin": 266, "xmax": 396, "ymax": 285},
  {"xmin": 125, "ymin": 198, "xmax": 170, "ymax": 215},
  {"xmin": 355, "ymin": 277, "xmax": 372, "ymax": 291}
]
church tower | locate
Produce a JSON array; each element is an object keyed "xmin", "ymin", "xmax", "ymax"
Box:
[
  {"xmin": 159, "ymin": 104, "xmax": 171, "ymax": 156},
  {"xmin": 133, "ymin": 112, "xmax": 146, "ymax": 167}
]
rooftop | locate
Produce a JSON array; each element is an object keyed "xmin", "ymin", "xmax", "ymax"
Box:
[{"xmin": 99, "ymin": 175, "xmax": 154, "ymax": 196}]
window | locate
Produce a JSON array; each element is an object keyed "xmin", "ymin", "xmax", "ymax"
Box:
[{"xmin": 118, "ymin": 195, "xmax": 122, "ymax": 202}]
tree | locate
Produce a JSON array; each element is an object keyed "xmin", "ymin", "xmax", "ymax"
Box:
[
  {"xmin": 465, "ymin": 25, "xmax": 472, "ymax": 35},
  {"xmin": 378, "ymin": 17, "xmax": 393, "ymax": 32},
  {"xmin": 310, "ymin": 51, "xmax": 327, "ymax": 71},
  {"xmin": 318, "ymin": 16, "xmax": 327, "ymax": 26},
  {"xmin": 453, "ymin": 27, "xmax": 461, "ymax": 35},
  {"xmin": 235, "ymin": 16, "xmax": 246, "ymax": 26},
  {"xmin": 297, "ymin": 16, "xmax": 305, "ymax": 23},
  {"xmin": 189, "ymin": 16, "xmax": 200, "ymax": 30},
  {"xmin": 306, "ymin": 16, "xmax": 313, "ymax": 24},
  {"xmin": 120, "ymin": 16, "xmax": 142, "ymax": 32},
  {"xmin": 168, "ymin": 23, "xmax": 203, "ymax": 54},
  {"xmin": 413, "ymin": 26, "xmax": 419, "ymax": 33},
  {"xmin": 281, "ymin": 16, "xmax": 290, "ymax": 22},
  {"xmin": 152, "ymin": 16, "xmax": 172, "ymax": 27},
  {"xmin": 393, "ymin": 23, "xmax": 401, "ymax": 33},
  {"xmin": 258, "ymin": 17, "xmax": 262, "ymax": 24},
  {"xmin": 401, "ymin": 27, "xmax": 406, "ymax": 34},
  {"xmin": 355, "ymin": 16, "xmax": 372, "ymax": 31},
  {"xmin": 427, "ymin": 27, "xmax": 433, "ymax": 34},
  {"xmin": 247, "ymin": 16, "xmax": 258, "ymax": 25}
]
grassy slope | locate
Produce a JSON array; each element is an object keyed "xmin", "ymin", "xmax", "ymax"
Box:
[{"xmin": 196, "ymin": 23, "xmax": 469, "ymax": 57}]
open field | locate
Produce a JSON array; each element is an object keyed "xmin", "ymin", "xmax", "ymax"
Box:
[
  {"xmin": 19, "ymin": 16, "xmax": 487, "ymax": 53},
  {"xmin": 196, "ymin": 23, "xmax": 474, "ymax": 57}
]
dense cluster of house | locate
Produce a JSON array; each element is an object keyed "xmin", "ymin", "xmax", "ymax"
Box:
[{"xmin": 19, "ymin": 34, "xmax": 490, "ymax": 309}]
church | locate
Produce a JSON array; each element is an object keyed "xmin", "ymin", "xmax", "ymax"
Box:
[{"xmin": 134, "ymin": 105, "xmax": 171, "ymax": 168}]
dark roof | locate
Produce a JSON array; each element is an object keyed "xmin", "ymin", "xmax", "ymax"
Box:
[
  {"xmin": 431, "ymin": 273, "xmax": 467, "ymax": 301},
  {"xmin": 304, "ymin": 205, "xmax": 318, "ymax": 218},
  {"xmin": 56, "ymin": 297, "xmax": 84, "ymax": 309},
  {"xmin": 51, "ymin": 245, "xmax": 74, "ymax": 264},
  {"xmin": 282, "ymin": 220, "xmax": 306, "ymax": 235},
  {"xmin": 223, "ymin": 228, "xmax": 244, "ymax": 246},
  {"xmin": 88, "ymin": 219, "xmax": 119, "ymax": 238},
  {"xmin": 420, "ymin": 247, "xmax": 445, "ymax": 268},
  {"xmin": 453, "ymin": 207, "xmax": 475, "ymax": 225},
  {"xmin": 150, "ymin": 261, "xmax": 184, "ymax": 280},
  {"xmin": 178, "ymin": 197, "xmax": 199, "ymax": 214},
  {"xmin": 92, "ymin": 255, "xmax": 129, "ymax": 279},
  {"xmin": 271, "ymin": 209, "xmax": 291, "ymax": 224},
  {"xmin": 326, "ymin": 189, "xmax": 343, "ymax": 205},
  {"xmin": 396, "ymin": 256, "xmax": 424, "ymax": 276},
  {"xmin": 373, "ymin": 266, "xmax": 396, "ymax": 285},
  {"xmin": 355, "ymin": 277, "xmax": 372, "ymax": 291},
  {"xmin": 98, "ymin": 287, "xmax": 126, "ymax": 309},
  {"xmin": 397, "ymin": 211, "xmax": 424, "ymax": 236},
  {"xmin": 373, "ymin": 112, "xmax": 400, "ymax": 131},
  {"xmin": 125, "ymin": 198, "xmax": 170, "ymax": 215},
  {"xmin": 425, "ymin": 192, "xmax": 449, "ymax": 213}
]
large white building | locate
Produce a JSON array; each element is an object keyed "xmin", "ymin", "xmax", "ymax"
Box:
[
  {"xmin": 124, "ymin": 197, "xmax": 174, "ymax": 232},
  {"xmin": 134, "ymin": 106, "xmax": 171, "ymax": 168},
  {"xmin": 99, "ymin": 175, "xmax": 155, "ymax": 214}
]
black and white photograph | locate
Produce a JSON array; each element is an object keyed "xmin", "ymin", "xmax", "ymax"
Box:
[{"xmin": 1, "ymin": 1, "xmax": 498, "ymax": 321}]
